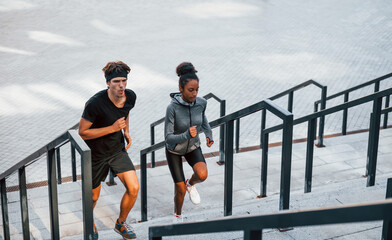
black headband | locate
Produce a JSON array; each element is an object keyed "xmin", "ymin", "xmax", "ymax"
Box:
[{"xmin": 105, "ymin": 69, "xmax": 128, "ymax": 82}]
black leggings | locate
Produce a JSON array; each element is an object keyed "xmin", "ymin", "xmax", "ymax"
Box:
[{"xmin": 165, "ymin": 148, "xmax": 206, "ymax": 183}]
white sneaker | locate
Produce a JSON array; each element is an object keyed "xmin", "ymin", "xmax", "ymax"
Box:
[
  {"xmin": 185, "ymin": 179, "xmax": 201, "ymax": 205},
  {"xmin": 173, "ymin": 214, "xmax": 183, "ymax": 223}
]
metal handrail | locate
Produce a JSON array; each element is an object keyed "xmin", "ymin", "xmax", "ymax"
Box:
[
  {"xmin": 149, "ymin": 178, "xmax": 392, "ymax": 240},
  {"xmin": 149, "ymin": 93, "xmax": 226, "ymax": 167},
  {"xmin": 234, "ymin": 79, "xmax": 327, "ymax": 153},
  {"xmin": 314, "ymin": 72, "xmax": 392, "ymax": 136},
  {"xmin": 140, "ymin": 99, "xmax": 293, "ymax": 221},
  {"xmin": 261, "ymin": 87, "xmax": 392, "ymax": 196},
  {"xmin": 0, "ymin": 127, "xmax": 93, "ymax": 240}
]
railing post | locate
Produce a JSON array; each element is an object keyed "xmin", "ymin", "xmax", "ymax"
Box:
[
  {"xmin": 383, "ymin": 95, "xmax": 390, "ymax": 129},
  {"xmin": 47, "ymin": 148, "xmax": 60, "ymax": 240},
  {"xmin": 375, "ymin": 81, "xmax": 380, "ymax": 92},
  {"xmin": 19, "ymin": 166, "xmax": 30, "ymax": 240},
  {"xmin": 367, "ymin": 96, "xmax": 382, "ymax": 187},
  {"xmin": 141, "ymin": 152, "xmax": 148, "ymax": 221},
  {"xmin": 260, "ymin": 109, "xmax": 266, "ymax": 149},
  {"xmin": 1, "ymin": 179, "xmax": 10, "ymax": 240},
  {"xmin": 56, "ymin": 148, "xmax": 62, "ymax": 184},
  {"xmin": 151, "ymin": 125, "xmax": 155, "ymax": 168},
  {"xmin": 317, "ymin": 86, "xmax": 327, "ymax": 147},
  {"xmin": 382, "ymin": 178, "xmax": 392, "ymax": 240},
  {"xmin": 244, "ymin": 229, "xmax": 262, "ymax": 240},
  {"xmin": 106, "ymin": 169, "xmax": 116, "ymax": 186},
  {"xmin": 305, "ymin": 118, "xmax": 317, "ymax": 193},
  {"xmin": 224, "ymin": 120, "xmax": 234, "ymax": 216},
  {"xmin": 218, "ymin": 100, "xmax": 226, "ymax": 164},
  {"xmin": 71, "ymin": 145, "xmax": 77, "ymax": 182},
  {"xmin": 80, "ymin": 150, "xmax": 93, "ymax": 240},
  {"xmin": 288, "ymin": 91, "xmax": 293, "ymax": 113},
  {"xmin": 342, "ymin": 93, "xmax": 349, "ymax": 135},
  {"xmin": 280, "ymin": 114, "xmax": 293, "ymax": 210},
  {"xmin": 259, "ymin": 132, "xmax": 269, "ymax": 198},
  {"xmin": 235, "ymin": 119, "xmax": 240, "ymax": 153}
]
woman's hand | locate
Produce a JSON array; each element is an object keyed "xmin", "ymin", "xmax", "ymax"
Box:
[
  {"xmin": 189, "ymin": 126, "xmax": 197, "ymax": 137},
  {"xmin": 206, "ymin": 137, "xmax": 214, "ymax": 147}
]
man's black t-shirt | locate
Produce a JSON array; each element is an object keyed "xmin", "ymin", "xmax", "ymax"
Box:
[{"xmin": 82, "ymin": 89, "xmax": 136, "ymax": 160}]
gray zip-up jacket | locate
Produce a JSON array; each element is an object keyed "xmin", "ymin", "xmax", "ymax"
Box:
[{"xmin": 165, "ymin": 93, "xmax": 214, "ymax": 155}]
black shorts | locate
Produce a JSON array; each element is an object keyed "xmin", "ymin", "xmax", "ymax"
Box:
[
  {"xmin": 165, "ymin": 147, "xmax": 206, "ymax": 183},
  {"xmin": 92, "ymin": 150, "xmax": 135, "ymax": 189}
]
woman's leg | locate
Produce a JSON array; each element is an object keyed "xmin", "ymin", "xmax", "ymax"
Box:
[
  {"xmin": 166, "ymin": 149, "xmax": 187, "ymax": 215},
  {"xmin": 185, "ymin": 148, "xmax": 208, "ymax": 185}
]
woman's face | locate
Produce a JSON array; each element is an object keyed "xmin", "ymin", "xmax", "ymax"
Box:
[{"xmin": 180, "ymin": 79, "xmax": 199, "ymax": 103}]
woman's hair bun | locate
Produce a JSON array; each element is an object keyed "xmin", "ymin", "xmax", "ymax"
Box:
[{"xmin": 176, "ymin": 62, "xmax": 198, "ymax": 76}]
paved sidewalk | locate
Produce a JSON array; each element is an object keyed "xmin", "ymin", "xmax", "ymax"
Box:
[
  {"xmin": 1, "ymin": 127, "xmax": 391, "ymax": 239},
  {"xmin": 1, "ymin": 0, "xmax": 392, "ymax": 181}
]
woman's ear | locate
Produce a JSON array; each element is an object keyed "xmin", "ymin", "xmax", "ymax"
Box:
[{"xmin": 179, "ymin": 85, "xmax": 183, "ymax": 93}]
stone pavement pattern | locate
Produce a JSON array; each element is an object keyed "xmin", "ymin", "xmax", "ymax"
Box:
[
  {"xmin": 1, "ymin": 0, "xmax": 392, "ymax": 185},
  {"xmin": 1, "ymin": 127, "xmax": 391, "ymax": 239}
]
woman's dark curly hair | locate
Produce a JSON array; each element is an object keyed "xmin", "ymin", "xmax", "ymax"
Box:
[{"xmin": 176, "ymin": 62, "xmax": 199, "ymax": 88}]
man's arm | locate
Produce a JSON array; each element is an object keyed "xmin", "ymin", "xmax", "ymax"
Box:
[
  {"xmin": 124, "ymin": 115, "xmax": 131, "ymax": 150},
  {"xmin": 78, "ymin": 117, "xmax": 126, "ymax": 140}
]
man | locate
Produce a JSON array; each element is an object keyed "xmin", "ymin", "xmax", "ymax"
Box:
[{"xmin": 79, "ymin": 61, "xmax": 138, "ymax": 239}]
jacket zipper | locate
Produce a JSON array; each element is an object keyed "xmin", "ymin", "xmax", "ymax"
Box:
[{"xmin": 185, "ymin": 105, "xmax": 191, "ymax": 153}]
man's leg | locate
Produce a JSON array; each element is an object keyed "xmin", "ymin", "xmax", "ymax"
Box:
[
  {"xmin": 116, "ymin": 170, "xmax": 139, "ymax": 222},
  {"xmin": 92, "ymin": 184, "xmax": 102, "ymax": 209}
]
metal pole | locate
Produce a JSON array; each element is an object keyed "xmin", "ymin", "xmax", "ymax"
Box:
[
  {"xmin": 288, "ymin": 91, "xmax": 293, "ymax": 113},
  {"xmin": 382, "ymin": 178, "xmax": 392, "ymax": 239},
  {"xmin": 81, "ymin": 150, "xmax": 93, "ymax": 240},
  {"xmin": 1, "ymin": 179, "xmax": 10, "ymax": 240},
  {"xmin": 317, "ymin": 86, "xmax": 327, "ymax": 147},
  {"xmin": 151, "ymin": 126, "xmax": 155, "ymax": 168},
  {"xmin": 106, "ymin": 169, "xmax": 116, "ymax": 186},
  {"xmin": 305, "ymin": 118, "xmax": 316, "ymax": 193},
  {"xmin": 224, "ymin": 120, "xmax": 234, "ymax": 216},
  {"xmin": 19, "ymin": 166, "xmax": 30, "ymax": 240},
  {"xmin": 280, "ymin": 114, "xmax": 293, "ymax": 210},
  {"xmin": 141, "ymin": 152, "xmax": 148, "ymax": 221},
  {"xmin": 260, "ymin": 132, "xmax": 269, "ymax": 198},
  {"xmin": 244, "ymin": 229, "xmax": 262, "ymax": 240},
  {"xmin": 367, "ymin": 96, "xmax": 382, "ymax": 187},
  {"xmin": 383, "ymin": 95, "xmax": 390, "ymax": 129},
  {"xmin": 342, "ymin": 93, "xmax": 349, "ymax": 135},
  {"xmin": 47, "ymin": 148, "xmax": 60, "ymax": 240},
  {"xmin": 260, "ymin": 109, "xmax": 266, "ymax": 149},
  {"xmin": 71, "ymin": 145, "xmax": 77, "ymax": 182},
  {"xmin": 235, "ymin": 119, "xmax": 240, "ymax": 153},
  {"xmin": 218, "ymin": 100, "xmax": 226, "ymax": 164},
  {"xmin": 56, "ymin": 148, "xmax": 62, "ymax": 184}
]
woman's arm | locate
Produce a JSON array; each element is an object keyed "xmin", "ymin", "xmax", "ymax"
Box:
[{"xmin": 164, "ymin": 105, "xmax": 192, "ymax": 144}]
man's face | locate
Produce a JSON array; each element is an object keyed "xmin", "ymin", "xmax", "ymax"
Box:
[{"xmin": 107, "ymin": 77, "xmax": 127, "ymax": 98}]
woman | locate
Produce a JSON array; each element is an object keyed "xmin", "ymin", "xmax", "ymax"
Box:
[{"xmin": 164, "ymin": 62, "xmax": 214, "ymax": 221}]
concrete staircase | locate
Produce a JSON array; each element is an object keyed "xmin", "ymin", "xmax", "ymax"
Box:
[{"xmin": 2, "ymin": 128, "xmax": 392, "ymax": 239}]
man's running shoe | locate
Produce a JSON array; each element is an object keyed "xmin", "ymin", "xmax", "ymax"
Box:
[
  {"xmin": 114, "ymin": 219, "xmax": 136, "ymax": 239},
  {"xmin": 93, "ymin": 223, "xmax": 98, "ymax": 240},
  {"xmin": 185, "ymin": 179, "xmax": 200, "ymax": 205}
]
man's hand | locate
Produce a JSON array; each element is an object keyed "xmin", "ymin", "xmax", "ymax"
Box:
[
  {"xmin": 124, "ymin": 131, "xmax": 132, "ymax": 150},
  {"xmin": 189, "ymin": 126, "xmax": 197, "ymax": 138},
  {"xmin": 112, "ymin": 117, "xmax": 126, "ymax": 132},
  {"xmin": 206, "ymin": 137, "xmax": 214, "ymax": 147}
]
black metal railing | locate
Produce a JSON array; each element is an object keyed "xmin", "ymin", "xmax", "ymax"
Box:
[
  {"xmin": 0, "ymin": 128, "xmax": 93, "ymax": 240},
  {"xmin": 149, "ymin": 93, "xmax": 226, "ymax": 166},
  {"xmin": 149, "ymin": 178, "xmax": 392, "ymax": 240},
  {"xmin": 140, "ymin": 99, "xmax": 293, "ymax": 221},
  {"xmin": 262, "ymin": 87, "xmax": 392, "ymax": 195},
  {"xmin": 233, "ymin": 80, "xmax": 327, "ymax": 152},
  {"xmin": 315, "ymin": 72, "xmax": 392, "ymax": 137}
]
